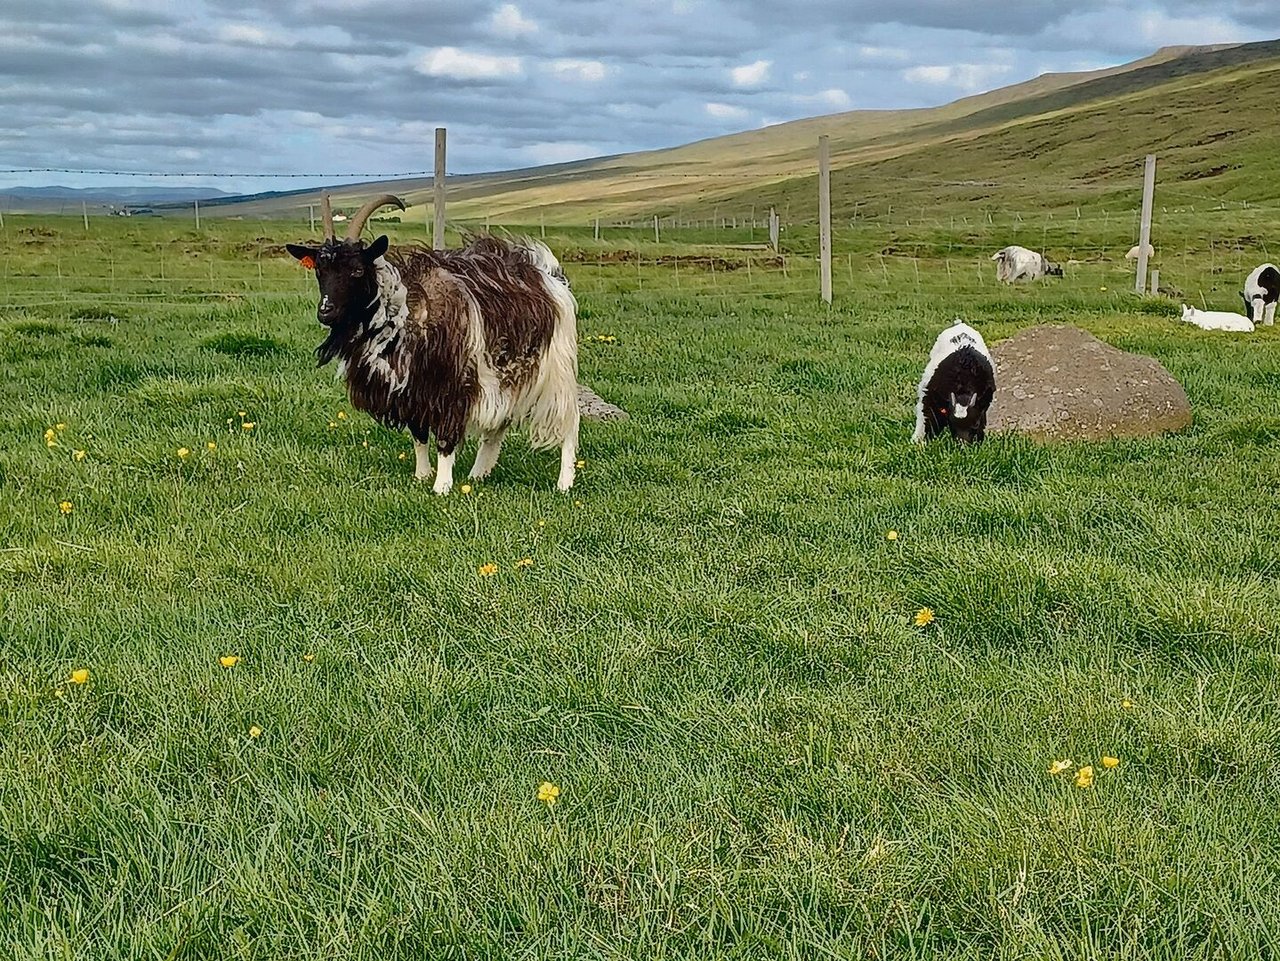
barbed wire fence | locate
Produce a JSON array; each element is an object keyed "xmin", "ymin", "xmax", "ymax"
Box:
[{"xmin": 1, "ymin": 134, "xmax": 1273, "ymax": 316}]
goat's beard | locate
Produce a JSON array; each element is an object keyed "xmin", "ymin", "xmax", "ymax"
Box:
[{"xmin": 314, "ymin": 300, "xmax": 379, "ymax": 368}]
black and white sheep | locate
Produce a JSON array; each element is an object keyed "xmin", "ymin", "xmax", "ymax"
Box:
[
  {"xmin": 1240, "ymin": 263, "xmax": 1279, "ymax": 326},
  {"xmin": 288, "ymin": 194, "xmax": 579, "ymax": 495},
  {"xmin": 991, "ymin": 245, "xmax": 1063, "ymax": 283},
  {"xmin": 912, "ymin": 322, "xmax": 996, "ymax": 445}
]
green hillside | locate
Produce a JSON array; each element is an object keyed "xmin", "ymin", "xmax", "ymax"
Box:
[{"xmin": 199, "ymin": 39, "xmax": 1280, "ymax": 230}]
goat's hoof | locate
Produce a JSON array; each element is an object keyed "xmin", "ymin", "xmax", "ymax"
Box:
[
  {"xmin": 414, "ymin": 470, "xmax": 434, "ymax": 482},
  {"xmin": 433, "ymin": 480, "xmax": 453, "ymax": 496}
]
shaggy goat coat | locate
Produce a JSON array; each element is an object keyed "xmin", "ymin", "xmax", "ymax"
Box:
[
  {"xmin": 991, "ymin": 245, "xmax": 1063, "ymax": 283},
  {"xmin": 1241, "ymin": 263, "xmax": 1279, "ymax": 326},
  {"xmin": 1180, "ymin": 303, "xmax": 1254, "ymax": 332},
  {"xmin": 292, "ymin": 216, "xmax": 579, "ymax": 494},
  {"xmin": 913, "ymin": 322, "xmax": 996, "ymax": 444}
]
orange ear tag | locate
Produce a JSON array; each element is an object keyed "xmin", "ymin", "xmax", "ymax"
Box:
[{"xmin": 300, "ymin": 256, "xmax": 316, "ymax": 270}]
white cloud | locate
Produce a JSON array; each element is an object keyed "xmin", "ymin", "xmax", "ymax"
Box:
[
  {"xmin": 792, "ymin": 88, "xmax": 852, "ymax": 110},
  {"xmin": 490, "ymin": 3, "xmax": 538, "ymax": 37},
  {"xmin": 550, "ymin": 58, "xmax": 607, "ymax": 82},
  {"xmin": 1138, "ymin": 12, "xmax": 1241, "ymax": 46},
  {"xmin": 705, "ymin": 102, "xmax": 748, "ymax": 120},
  {"xmin": 730, "ymin": 59, "xmax": 771, "ymax": 87},
  {"xmin": 416, "ymin": 47, "xmax": 523, "ymax": 80},
  {"xmin": 522, "ymin": 141, "xmax": 601, "ymax": 165},
  {"xmin": 216, "ymin": 24, "xmax": 279, "ymax": 46},
  {"xmin": 858, "ymin": 45, "xmax": 909, "ymax": 62},
  {"xmin": 793, "ymin": 70, "xmax": 810, "ymax": 82},
  {"xmin": 903, "ymin": 63, "xmax": 1012, "ymax": 91}
]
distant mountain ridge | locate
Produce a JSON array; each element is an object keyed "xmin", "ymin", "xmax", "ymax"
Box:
[{"xmin": 0, "ymin": 185, "xmax": 234, "ymax": 205}]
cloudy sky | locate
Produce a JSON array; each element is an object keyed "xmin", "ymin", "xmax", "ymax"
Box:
[{"xmin": 0, "ymin": 1, "xmax": 1273, "ymax": 193}]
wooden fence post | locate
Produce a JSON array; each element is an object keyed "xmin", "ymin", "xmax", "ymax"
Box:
[
  {"xmin": 818, "ymin": 135, "xmax": 832, "ymax": 304},
  {"xmin": 1135, "ymin": 154, "xmax": 1156, "ymax": 294},
  {"xmin": 433, "ymin": 127, "xmax": 447, "ymax": 250},
  {"xmin": 653, "ymin": 215, "xmax": 660, "ymax": 244}
]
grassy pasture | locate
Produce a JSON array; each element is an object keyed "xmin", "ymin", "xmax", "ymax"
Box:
[{"xmin": 2, "ymin": 215, "xmax": 1280, "ymax": 959}]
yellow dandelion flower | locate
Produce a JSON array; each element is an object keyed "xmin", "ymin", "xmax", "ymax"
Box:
[
  {"xmin": 398, "ymin": 452, "xmax": 407, "ymax": 461},
  {"xmin": 219, "ymin": 655, "xmax": 240, "ymax": 668},
  {"xmin": 303, "ymin": 653, "xmax": 316, "ymax": 663},
  {"xmin": 1121, "ymin": 698, "xmax": 1134, "ymax": 709},
  {"xmin": 55, "ymin": 423, "xmax": 66, "ymax": 431},
  {"xmin": 361, "ymin": 439, "xmax": 369, "ymax": 448},
  {"xmin": 537, "ymin": 781, "xmax": 561, "ymax": 806},
  {"xmin": 574, "ymin": 499, "xmax": 583, "ymax": 506},
  {"xmin": 337, "ymin": 411, "xmax": 347, "ymax": 420},
  {"xmin": 1100, "ymin": 286, "xmax": 1108, "ymax": 292},
  {"xmin": 536, "ymin": 519, "xmax": 546, "ymax": 527},
  {"xmin": 329, "ymin": 421, "xmax": 338, "ymax": 429},
  {"xmin": 249, "ymin": 725, "xmax": 263, "ymax": 738},
  {"xmin": 54, "ymin": 688, "xmax": 64, "ymax": 698},
  {"xmin": 237, "ymin": 410, "xmax": 247, "ymax": 417},
  {"xmin": 242, "ymin": 422, "xmax": 256, "ymax": 431},
  {"xmin": 206, "ymin": 442, "xmax": 216, "ymax": 452},
  {"xmin": 1048, "ymin": 759, "xmax": 1072, "ymax": 775},
  {"xmin": 515, "ymin": 557, "xmax": 533, "ymax": 569},
  {"xmin": 1074, "ymin": 765, "xmax": 1095, "ymax": 788},
  {"xmin": 73, "ymin": 449, "xmax": 86, "ymax": 462},
  {"xmin": 913, "ymin": 607, "xmax": 935, "ymax": 627},
  {"xmin": 68, "ymin": 668, "xmax": 89, "ymax": 685},
  {"xmin": 478, "ymin": 563, "xmax": 498, "ymax": 577},
  {"xmin": 177, "ymin": 447, "xmax": 190, "ymax": 459},
  {"xmin": 460, "ymin": 484, "xmax": 473, "ymax": 494},
  {"xmin": 1101, "ymin": 756, "xmax": 1120, "ymax": 769},
  {"xmin": 58, "ymin": 500, "xmax": 73, "ymax": 515},
  {"xmin": 575, "ymin": 459, "xmax": 585, "ymax": 468},
  {"xmin": 886, "ymin": 530, "xmax": 899, "ymax": 541}
]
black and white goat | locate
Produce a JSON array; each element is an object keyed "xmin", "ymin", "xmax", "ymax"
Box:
[
  {"xmin": 991, "ymin": 245, "xmax": 1063, "ymax": 283},
  {"xmin": 1240, "ymin": 263, "xmax": 1279, "ymax": 326},
  {"xmin": 912, "ymin": 322, "xmax": 996, "ymax": 445},
  {"xmin": 287, "ymin": 195, "xmax": 579, "ymax": 494}
]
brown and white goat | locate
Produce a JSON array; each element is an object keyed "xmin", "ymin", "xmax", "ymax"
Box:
[{"xmin": 287, "ymin": 194, "xmax": 579, "ymax": 494}]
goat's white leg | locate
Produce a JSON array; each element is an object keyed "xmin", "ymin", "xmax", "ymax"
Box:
[
  {"xmin": 470, "ymin": 426, "xmax": 509, "ymax": 479},
  {"xmin": 911, "ymin": 401, "xmax": 926, "ymax": 443},
  {"xmin": 413, "ymin": 439, "xmax": 433, "ymax": 482},
  {"xmin": 1266, "ymin": 302, "xmax": 1276, "ymax": 326},
  {"xmin": 555, "ymin": 422, "xmax": 578, "ymax": 493},
  {"xmin": 433, "ymin": 449, "xmax": 456, "ymax": 495}
]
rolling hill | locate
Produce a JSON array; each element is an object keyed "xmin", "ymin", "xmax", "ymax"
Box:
[{"xmin": 18, "ymin": 39, "xmax": 1277, "ymax": 225}]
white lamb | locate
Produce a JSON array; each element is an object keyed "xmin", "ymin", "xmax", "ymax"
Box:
[
  {"xmin": 990, "ymin": 245, "xmax": 1063, "ymax": 283},
  {"xmin": 1180, "ymin": 304, "xmax": 1254, "ymax": 332}
]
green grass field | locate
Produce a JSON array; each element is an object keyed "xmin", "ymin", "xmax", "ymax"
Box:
[{"xmin": 2, "ymin": 215, "xmax": 1280, "ymax": 959}]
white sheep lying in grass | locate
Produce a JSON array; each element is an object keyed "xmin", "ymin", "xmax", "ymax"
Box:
[
  {"xmin": 1180, "ymin": 304, "xmax": 1254, "ymax": 332},
  {"xmin": 991, "ymin": 245, "xmax": 1063, "ymax": 283}
]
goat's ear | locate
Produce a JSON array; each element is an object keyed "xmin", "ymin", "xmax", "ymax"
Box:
[
  {"xmin": 286, "ymin": 244, "xmax": 319, "ymax": 264},
  {"xmin": 363, "ymin": 235, "xmax": 389, "ymax": 261}
]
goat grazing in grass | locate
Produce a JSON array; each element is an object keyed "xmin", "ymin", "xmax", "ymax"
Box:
[
  {"xmin": 913, "ymin": 321, "xmax": 996, "ymax": 444},
  {"xmin": 1240, "ymin": 263, "xmax": 1279, "ymax": 326},
  {"xmin": 287, "ymin": 194, "xmax": 579, "ymax": 494},
  {"xmin": 991, "ymin": 245, "xmax": 1063, "ymax": 283}
]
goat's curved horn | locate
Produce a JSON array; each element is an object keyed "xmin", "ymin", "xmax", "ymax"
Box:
[
  {"xmin": 320, "ymin": 192, "xmax": 335, "ymax": 243},
  {"xmin": 345, "ymin": 194, "xmax": 407, "ymax": 242}
]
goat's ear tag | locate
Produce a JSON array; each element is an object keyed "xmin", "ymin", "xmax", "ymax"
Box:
[{"xmin": 300, "ymin": 255, "xmax": 316, "ymax": 270}]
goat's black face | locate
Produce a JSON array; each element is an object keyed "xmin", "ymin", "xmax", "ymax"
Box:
[
  {"xmin": 287, "ymin": 235, "xmax": 389, "ymax": 327},
  {"xmin": 1047, "ymin": 263, "xmax": 1064, "ymax": 277}
]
